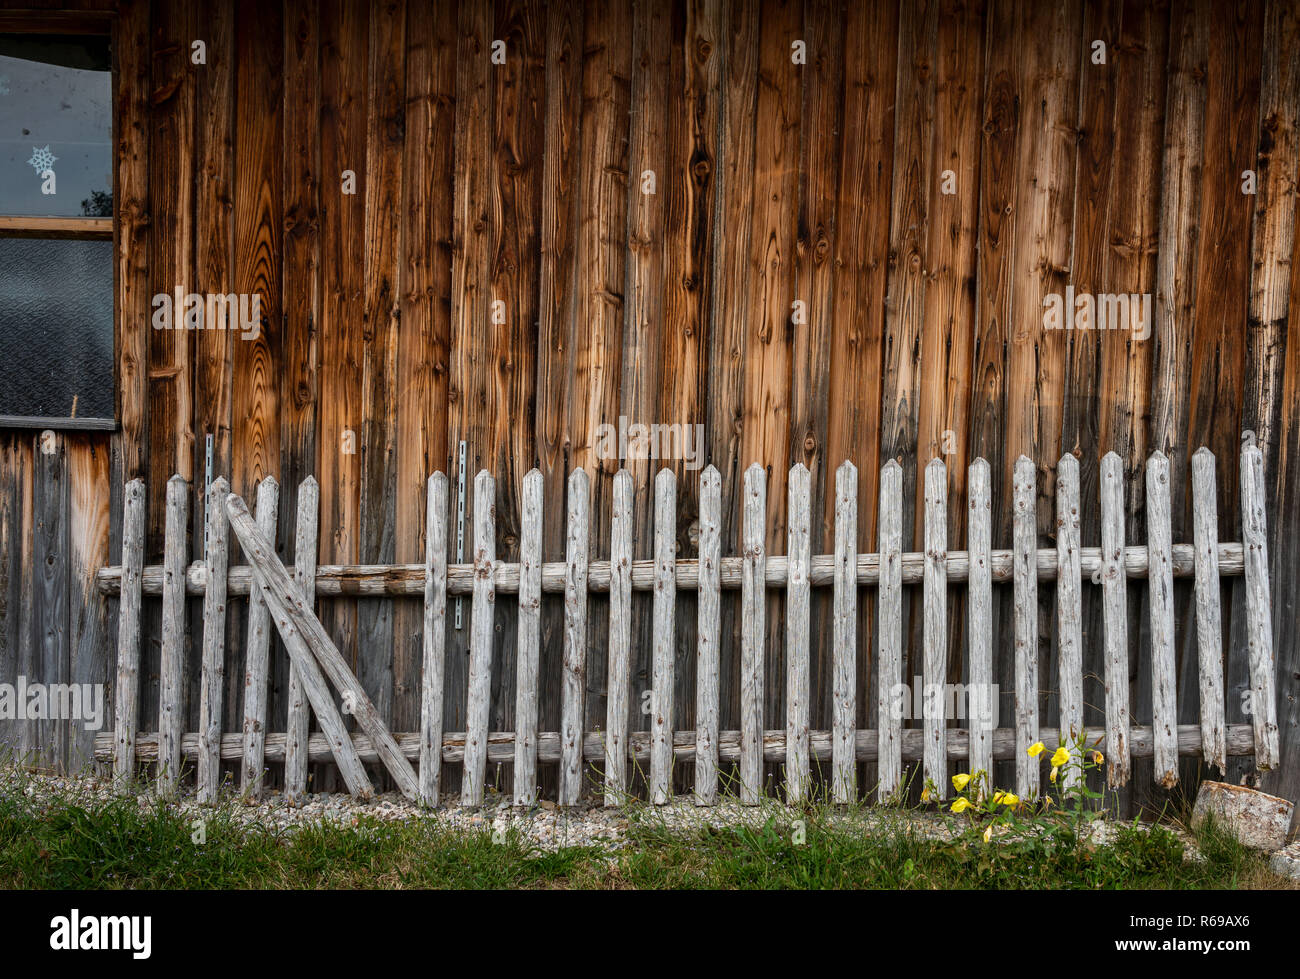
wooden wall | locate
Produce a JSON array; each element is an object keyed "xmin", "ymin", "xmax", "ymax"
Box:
[{"xmin": 2, "ymin": 0, "xmax": 1299, "ymax": 806}]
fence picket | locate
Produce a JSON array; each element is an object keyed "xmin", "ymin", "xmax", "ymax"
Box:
[
  {"xmin": 695, "ymin": 465, "xmax": 721, "ymax": 805},
  {"xmin": 786, "ymin": 464, "xmax": 811, "ymax": 804},
  {"xmin": 967, "ymin": 459, "xmax": 993, "ymax": 787},
  {"xmin": 1240, "ymin": 444, "xmax": 1280, "ymax": 769},
  {"xmin": 420, "ymin": 472, "xmax": 448, "ymax": 806},
  {"xmin": 241, "ymin": 476, "xmax": 279, "ymax": 800},
  {"xmin": 651, "ymin": 468, "xmax": 677, "ymax": 805},
  {"xmin": 923, "ymin": 458, "xmax": 947, "ymax": 795},
  {"xmin": 877, "ymin": 460, "xmax": 903, "ymax": 800},
  {"xmin": 605, "ymin": 470, "xmax": 633, "ymax": 806},
  {"xmin": 560, "ymin": 468, "xmax": 589, "ymax": 806},
  {"xmin": 740, "ymin": 464, "xmax": 766, "ymax": 805},
  {"xmin": 832, "ymin": 461, "xmax": 857, "ymax": 804},
  {"xmin": 158, "ymin": 475, "xmax": 188, "ymax": 795},
  {"xmin": 1100, "ymin": 451, "xmax": 1131, "ymax": 785},
  {"xmin": 1012, "ymin": 456, "xmax": 1038, "ymax": 798},
  {"xmin": 1055, "ymin": 454, "xmax": 1083, "ymax": 788},
  {"xmin": 1146, "ymin": 451, "xmax": 1178, "ymax": 786},
  {"xmin": 514, "ymin": 469, "xmax": 542, "ymax": 806},
  {"xmin": 463, "ymin": 470, "xmax": 496, "ymax": 806},
  {"xmin": 1191, "ymin": 449, "xmax": 1226, "ymax": 773},
  {"xmin": 113, "ymin": 478, "xmax": 145, "ymax": 787},
  {"xmin": 197, "ymin": 477, "xmax": 228, "ymax": 804},
  {"xmin": 285, "ymin": 477, "xmax": 319, "ymax": 805}
]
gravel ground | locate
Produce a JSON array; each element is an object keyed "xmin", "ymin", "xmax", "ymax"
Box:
[{"xmin": 0, "ymin": 767, "xmax": 1198, "ymax": 857}]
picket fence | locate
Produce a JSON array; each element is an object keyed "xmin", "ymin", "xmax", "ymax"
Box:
[{"xmin": 94, "ymin": 443, "xmax": 1280, "ymax": 807}]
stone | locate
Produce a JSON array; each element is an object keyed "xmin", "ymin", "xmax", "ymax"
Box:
[
  {"xmin": 1270, "ymin": 842, "xmax": 1300, "ymax": 881},
  {"xmin": 1192, "ymin": 780, "xmax": 1293, "ymax": 851}
]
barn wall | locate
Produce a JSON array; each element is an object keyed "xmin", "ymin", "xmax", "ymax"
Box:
[{"xmin": 1, "ymin": 0, "xmax": 1298, "ymax": 804}]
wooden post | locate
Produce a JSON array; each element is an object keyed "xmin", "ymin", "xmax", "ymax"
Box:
[
  {"xmin": 651, "ymin": 468, "xmax": 677, "ymax": 805},
  {"xmin": 740, "ymin": 463, "xmax": 766, "ymax": 804},
  {"xmin": 785, "ymin": 463, "xmax": 811, "ymax": 804},
  {"xmin": 605, "ymin": 470, "xmax": 633, "ymax": 806},
  {"xmin": 967, "ymin": 459, "xmax": 993, "ymax": 786},
  {"xmin": 284, "ymin": 476, "xmax": 318, "ymax": 805},
  {"xmin": 513, "ymin": 470, "xmax": 543, "ymax": 806},
  {"xmin": 923, "ymin": 458, "xmax": 947, "ymax": 795},
  {"xmin": 197, "ymin": 477, "xmax": 229, "ymax": 804},
  {"xmin": 560, "ymin": 468, "xmax": 589, "ymax": 806},
  {"xmin": 1146, "ymin": 451, "xmax": 1178, "ymax": 786},
  {"xmin": 1190, "ymin": 448, "xmax": 1226, "ymax": 773},
  {"xmin": 1055, "ymin": 453, "xmax": 1083, "ymax": 788},
  {"xmin": 241, "ymin": 476, "xmax": 279, "ymax": 800},
  {"xmin": 420, "ymin": 472, "xmax": 448, "ymax": 806},
  {"xmin": 695, "ymin": 465, "xmax": 721, "ymax": 805},
  {"xmin": 113, "ymin": 478, "xmax": 145, "ymax": 787},
  {"xmin": 877, "ymin": 460, "xmax": 903, "ymax": 800},
  {"xmin": 464, "ymin": 470, "xmax": 496, "ymax": 806},
  {"xmin": 831, "ymin": 461, "xmax": 857, "ymax": 804},
  {"xmin": 1012, "ymin": 456, "xmax": 1038, "ymax": 798},
  {"xmin": 1240, "ymin": 444, "xmax": 1280, "ymax": 770},
  {"xmin": 1100, "ymin": 451, "xmax": 1131, "ymax": 786},
  {"xmin": 157, "ymin": 475, "xmax": 188, "ymax": 795}
]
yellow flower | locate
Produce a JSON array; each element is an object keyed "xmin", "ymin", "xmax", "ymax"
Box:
[
  {"xmin": 1042, "ymin": 794, "xmax": 1055, "ymax": 809},
  {"xmin": 983, "ymin": 825, "xmax": 993, "ymax": 843},
  {"xmin": 1049, "ymin": 766, "xmax": 1059, "ymax": 783},
  {"xmin": 993, "ymin": 791, "xmax": 1019, "ymax": 807},
  {"xmin": 921, "ymin": 786, "xmax": 930, "ymax": 802},
  {"xmin": 1050, "ymin": 746, "xmax": 1070, "ymax": 767},
  {"xmin": 1092, "ymin": 750, "xmax": 1104, "ymax": 765},
  {"xmin": 952, "ymin": 773, "xmax": 971, "ymax": 792},
  {"xmin": 951, "ymin": 798, "xmax": 972, "ymax": 813},
  {"xmin": 1027, "ymin": 742, "xmax": 1046, "ymax": 757}
]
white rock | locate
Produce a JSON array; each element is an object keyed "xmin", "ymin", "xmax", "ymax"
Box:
[
  {"xmin": 1270, "ymin": 842, "xmax": 1300, "ymax": 880},
  {"xmin": 1192, "ymin": 780, "xmax": 1293, "ymax": 851}
]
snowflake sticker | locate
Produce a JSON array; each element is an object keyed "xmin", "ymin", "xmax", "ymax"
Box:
[{"xmin": 28, "ymin": 145, "xmax": 57, "ymax": 173}]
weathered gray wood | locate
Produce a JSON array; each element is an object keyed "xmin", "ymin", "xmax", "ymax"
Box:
[
  {"xmin": 831, "ymin": 461, "xmax": 857, "ymax": 804},
  {"xmin": 923, "ymin": 458, "xmax": 947, "ymax": 795},
  {"xmin": 651, "ymin": 468, "xmax": 677, "ymax": 805},
  {"xmin": 1055, "ymin": 453, "xmax": 1083, "ymax": 788},
  {"xmin": 1100, "ymin": 451, "xmax": 1131, "ymax": 786},
  {"xmin": 695, "ymin": 465, "xmax": 721, "ymax": 805},
  {"xmin": 967, "ymin": 459, "xmax": 993, "ymax": 785},
  {"xmin": 197, "ymin": 477, "xmax": 229, "ymax": 805},
  {"xmin": 740, "ymin": 463, "xmax": 766, "ymax": 804},
  {"xmin": 1240, "ymin": 444, "xmax": 1280, "ymax": 770},
  {"xmin": 240, "ymin": 476, "xmax": 279, "ymax": 801},
  {"xmin": 463, "ymin": 470, "xmax": 497, "ymax": 806},
  {"xmin": 1191, "ymin": 448, "xmax": 1226, "ymax": 773},
  {"xmin": 157, "ymin": 475, "xmax": 188, "ymax": 795},
  {"xmin": 560, "ymin": 468, "xmax": 589, "ymax": 806},
  {"xmin": 224, "ymin": 493, "xmax": 398, "ymax": 799},
  {"xmin": 513, "ymin": 469, "xmax": 543, "ymax": 806},
  {"xmin": 113, "ymin": 478, "xmax": 146, "ymax": 787},
  {"xmin": 1012, "ymin": 456, "xmax": 1039, "ymax": 798},
  {"xmin": 877, "ymin": 460, "xmax": 903, "ymax": 800},
  {"xmin": 605, "ymin": 470, "xmax": 633, "ymax": 806},
  {"xmin": 284, "ymin": 476, "xmax": 318, "ymax": 806},
  {"xmin": 420, "ymin": 472, "xmax": 448, "ymax": 806},
  {"xmin": 785, "ymin": 463, "xmax": 811, "ymax": 804},
  {"xmin": 1146, "ymin": 451, "xmax": 1178, "ymax": 787}
]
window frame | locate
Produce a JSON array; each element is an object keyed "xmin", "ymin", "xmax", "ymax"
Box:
[{"xmin": 0, "ymin": 10, "xmax": 117, "ymax": 432}]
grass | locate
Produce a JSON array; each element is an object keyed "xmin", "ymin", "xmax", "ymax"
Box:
[{"xmin": 0, "ymin": 773, "xmax": 1293, "ymax": 889}]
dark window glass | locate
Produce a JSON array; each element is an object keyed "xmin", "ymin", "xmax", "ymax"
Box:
[
  {"xmin": 0, "ymin": 33, "xmax": 112, "ymax": 218},
  {"xmin": 0, "ymin": 237, "xmax": 113, "ymax": 420}
]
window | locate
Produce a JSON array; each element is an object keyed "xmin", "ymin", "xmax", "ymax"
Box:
[{"xmin": 0, "ymin": 25, "xmax": 114, "ymax": 429}]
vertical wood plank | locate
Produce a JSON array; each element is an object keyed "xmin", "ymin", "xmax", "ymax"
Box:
[
  {"xmin": 651, "ymin": 468, "xmax": 677, "ymax": 805},
  {"xmin": 785, "ymin": 463, "xmax": 811, "ymax": 804},
  {"xmin": 1012, "ymin": 455, "xmax": 1038, "ymax": 798},
  {"xmin": 922, "ymin": 458, "xmax": 947, "ymax": 795},
  {"xmin": 420, "ymin": 472, "xmax": 448, "ymax": 806},
  {"xmin": 1191, "ymin": 448, "xmax": 1226, "ymax": 774},
  {"xmin": 1241, "ymin": 444, "xmax": 1281, "ymax": 769},
  {"xmin": 513, "ymin": 469, "xmax": 543, "ymax": 806},
  {"xmin": 1055, "ymin": 453, "xmax": 1083, "ymax": 787},
  {"xmin": 240, "ymin": 477, "xmax": 279, "ymax": 800},
  {"xmin": 197, "ymin": 477, "xmax": 229, "ymax": 804},
  {"xmin": 605, "ymin": 469, "xmax": 633, "ymax": 806},
  {"xmin": 33, "ymin": 434, "xmax": 69, "ymax": 772},
  {"xmin": 66, "ymin": 438, "xmax": 111, "ymax": 774},
  {"xmin": 740, "ymin": 463, "xmax": 766, "ymax": 804},
  {"xmin": 831, "ymin": 461, "xmax": 857, "ymax": 804},
  {"xmin": 113, "ymin": 478, "xmax": 145, "ymax": 785},
  {"xmin": 1100, "ymin": 451, "xmax": 1131, "ymax": 785},
  {"xmin": 560, "ymin": 468, "xmax": 589, "ymax": 806},
  {"xmin": 695, "ymin": 464, "xmax": 721, "ymax": 805},
  {"xmin": 877, "ymin": 460, "xmax": 903, "ymax": 800},
  {"xmin": 285, "ymin": 476, "xmax": 319, "ymax": 805},
  {"xmin": 463, "ymin": 470, "xmax": 496, "ymax": 806},
  {"xmin": 157, "ymin": 474, "xmax": 187, "ymax": 794},
  {"xmin": 1146, "ymin": 451, "xmax": 1179, "ymax": 786},
  {"xmin": 967, "ymin": 458, "xmax": 993, "ymax": 785}
]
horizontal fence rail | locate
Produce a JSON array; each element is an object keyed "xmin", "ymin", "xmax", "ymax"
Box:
[{"xmin": 95, "ymin": 443, "xmax": 1280, "ymax": 806}]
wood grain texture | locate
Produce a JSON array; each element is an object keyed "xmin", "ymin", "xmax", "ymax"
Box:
[
  {"xmin": 1055, "ymin": 453, "xmax": 1082, "ymax": 788},
  {"xmin": 285, "ymin": 477, "xmax": 319, "ymax": 804},
  {"xmin": 1191, "ymin": 448, "xmax": 1226, "ymax": 774},
  {"xmin": 1241, "ymin": 445, "xmax": 1280, "ymax": 770},
  {"xmin": 513, "ymin": 469, "xmax": 542, "ymax": 806},
  {"xmin": 420, "ymin": 472, "xmax": 448, "ymax": 806},
  {"xmin": 605, "ymin": 469, "xmax": 633, "ymax": 806},
  {"xmin": 1100, "ymin": 452, "xmax": 1131, "ymax": 785},
  {"xmin": 157, "ymin": 475, "xmax": 187, "ymax": 793},
  {"xmin": 831, "ymin": 461, "xmax": 857, "ymax": 803},
  {"xmin": 740, "ymin": 463, "xmax": 766, "ymax": 804},
  {"xmin": 922, "ymin": 458, "xmax": 947, "ymax": 795},
  {"xmin": 1146, "ymin": 452, "xmax": 1178, "ymax": 786},
  {"xmin": 113, "ymin": 479, "xmax": 145, "ymax": 785},
  {"xmin": 560, "ymin": 468, "xmax": 589, "ymax": 806},
  {"xmin": 877, "ymin": 460, "xmax": 903, "ymax": 799},
  {"xmin": 785, "ymin": 463, "xmax": 811, "ymax": 803},
  {"xmin": 651, "ymin": 468, "xmax": 677, "ymax": 805},
  {"xmin": 967, "ymin": 458, "xmax": 993, "ymax": 784},
  {"xmin": 197, "ymin": 477, "xmax": 229, "ymax": 804},
  {"xmin": 240, "ymin": 477, "xmax": 279, "ymax": 799},
  {"xmin": 1012, "ymin": 456, "xmax": 1038, "ymax": 797},
  {"xmin": 463, "ymin": 470, "xmax": 496, "ymax": 805},
  {"xmin": 695, "ymin": 464, "xmax": 721, "ymax": 805}
]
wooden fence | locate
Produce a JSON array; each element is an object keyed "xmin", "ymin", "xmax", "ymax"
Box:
[{"xmin": 93, "ymin": 442, "xmax": 1280, "ymax": 807}]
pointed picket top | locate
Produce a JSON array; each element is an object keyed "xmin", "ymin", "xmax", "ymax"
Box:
[
  {"xmin": 880, "ymin": 457, "xmax": 902, "ymax": 475},
  {"xmin": 1101, "ymin": 449, "xmax": 1122, "ymax": 468},
  {"xmin": 745, "ymin": 461, "xmax": 766, "ymax": 479},
  {"xmin": 835, "ymin": 459, "xmax": 857, "ymax": 480},
  {"xmin": 524, "ymin": 466, "xmax": 542, "ymax": 483},
  {"xmin": 568, "ymin": 466, "xmax": 589, "ymax": 492},
  {"xmin": 1057, "ymin": 452, "xmax": 1079, "ymax": 474},
  {"xmin": 1148, "ymin": 448, "xmax": 1168, "ymax": 465},
  {"xmin": 925, "ymin": 456, "xmax": 946, "ymax": 477},
  {"xmin": 427, "ymin": 470, "xmax": 446, "ymax": 491},
  {"xmin": 167, "ymin": 472, "xmax": 187, "ymax": 489},
  {"xmin": 789, "ymin": 460, "xmax": 809, "ymax": 477},
  {"xmin": 613, "ymin": 467, "xmax": 632, "ymax": 491},
  {"xmin": 968, "ymin": 456, "xmax": 989, "ymax": 476},
  {"xmin": 475, "ymin": 468, "xmax": 493, "ymax": 487},
  {"xmin": 300, "ymin": 474, "xmax": 318, "ymax": 492},
  {"xmin": 655, "ymin": 466, "xmax": 677, "ymax": 489},
  {"xmin": 209, "ymin": 475, "xmax": 230, "ymax": 495},
  {"xmin": 1192, "ymin": 445, "xmax": 1214, "ymax": 463},
  {"xmin": 258, "ymin": 474, "xmax": 280, "ymax": 493},
  {"xmin": 1014, "ymin": 453, "xmax": 1034, "ymax": 471},
  {"xmin": 700, "ymin": 462, "xmax": 720, "ymax": 483}
]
